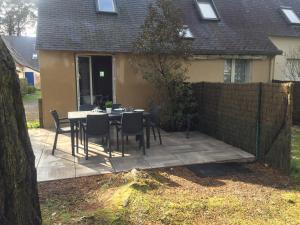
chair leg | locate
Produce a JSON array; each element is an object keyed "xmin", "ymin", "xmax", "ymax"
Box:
[
  {"xmin": 122, "ymin": 135, "xmax": 125, "ymax": 157},
  {"xmin": 80, "ymin": 123, "xmax": 82, "ymax": 144},
  {"xmin": 126, "ymin": 136, "xmax": 129, "ymax": 142},
  {"xmin": 116, "ymin": 127, "xmax": 119, "ymax": 150},
  {"xmin": 85, "ymin": 136, "xmax": 88, "ymax": 160},
  {"xmin": 52, "ymin": 132, "xmax": 58, "ymax": 155},
  {"xmin": 108, "ymin": 134, "xmax": 112, "ymax": 158},
  {"xmin": 152, "ymin": 126, "xmax": 156, "ymax": 140},
  {"xmin": 157, "ymin": 127, "xmax": 162, "ymax": 145},
  {"xmin": 142, "ymin": 133, "xmax": 146, "ymax": 155}
]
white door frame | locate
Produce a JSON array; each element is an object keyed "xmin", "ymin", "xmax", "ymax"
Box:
[
  {"xmin": 76, "ymin": 55, "xmax": 93, "ymax": 108},
  {"xmin": 76, "ymin": 54, "xmax": 116, "ymax": 108}
]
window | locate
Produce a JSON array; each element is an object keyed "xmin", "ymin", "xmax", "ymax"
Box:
[
  {"xmin": 97, "ymin": 0, "xmax": 116, "ymax": 13},
  {"xmin": 32, "ymin": 53, "xmax": 37, "ymax": 60},
  {"xmin": 224, "ymin": 59, "xmax": 250, "ymax": 83},
  {"xmin": 281, "ymin": 7, "xmax": 300, "ymax": 24},
  {"xmin": 179, "ymin": 25, "xmax": 194, "ymax": 38},
  {"xmin": 196, "ymin": 0, "xmax": 219, "ymax": 20}
]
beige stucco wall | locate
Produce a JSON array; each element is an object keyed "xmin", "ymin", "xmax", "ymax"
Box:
[
  {"xmin": 270, "ymin": 36, "xmax": 300, "ymax": 81},
  {"xmin": 39, "ymin": 50, "xmax": 272, "ymax": 128},
  {"xmin": 39, "ymin": 50, "xmax": 77, "ymax": 128}
]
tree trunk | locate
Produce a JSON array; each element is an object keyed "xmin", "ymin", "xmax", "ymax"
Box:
[{"xmin": 0, "ymin": 39, "xmax": 41, "ymax": 224}]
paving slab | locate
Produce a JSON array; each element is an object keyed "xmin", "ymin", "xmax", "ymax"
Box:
[{"xmin": 29, "ymin": 129, "xmax": 255, "ymax": 182}]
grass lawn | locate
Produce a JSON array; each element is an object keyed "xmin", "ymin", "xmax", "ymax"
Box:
[
  {"xmin": 39, "ymin": 126, "xmax": 300, "ymax": 225},
  {"xmin": 291, "ymin": 128, "xmax": 300, "ymax": 180},
  {"xmin": 22, "ymin": 90, "xmax": 41, "ymax": 104}
]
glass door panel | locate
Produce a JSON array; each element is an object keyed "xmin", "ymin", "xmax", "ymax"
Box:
[{"xmin": 78, "ymin": 56, "xmax": 92, "ymax": 105}]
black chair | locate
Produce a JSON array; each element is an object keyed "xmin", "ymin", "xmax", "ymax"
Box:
[
  {"xmin": 83, "ymin": 114, "xmax": 111, "ymax": 159},
  {"xmin": 117, "ymin": 112, "xmax": 145, "ymax": 157},
  {"xmin": 148, "ymin": 105, "xmax": 162, "ymax": 145},
  {"xmin": 50, "ymin": 110, "xmax": 72, "ymax": 155},
  {"xmin": 79, "ymin": 104, "xmax": 95, "ymax": 143}
]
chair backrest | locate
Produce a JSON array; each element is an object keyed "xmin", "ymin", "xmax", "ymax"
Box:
[
  {"xmin": 79, "ymin": 104, "xmax": 95, "ymax": 111},
  {"xmin": 86, "ymin": 114, "xmax": 110, "ymax": 136},
  {"xmin": 112, "ymin": 104, "xmax": 122, "ymax": 110},
  {"xmin": 150, "ymin": 105, "xmax": 161, "ymax": 125},
  {"xmin": 50, "ymin": 110, "xmax": 60, "ymax": 129},
  {"xmin": 121, "ymin": 112, "xmax": 143, "ymax": 135}
]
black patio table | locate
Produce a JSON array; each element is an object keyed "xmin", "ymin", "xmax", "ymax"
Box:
[{"xmin": 67, "ymin": 110, "xmax": 151, "ymax": 156}]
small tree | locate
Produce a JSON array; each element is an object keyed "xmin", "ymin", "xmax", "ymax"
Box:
[
  {"xmin": 132, "ymin": 0, "xmax": 195, "ymax": 130},
  {"xmin": 284, "ymin": 47, "xmax": 300, "ymax": 81},
  {"xmin": 0, "ymin": 0, "xmax": 37, "ymax": 36}
]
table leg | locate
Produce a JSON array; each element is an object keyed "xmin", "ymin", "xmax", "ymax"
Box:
[
  {"xmin": 75, "ymin": 121, "xmax": 79, "ymax": 153},
  {"xmin": 146, "ymin": 117, "xmax": 150, "ymax": 148},
  {"xmin": 71, "ymin": 121, "xmax": 75, "ymax": 156}
]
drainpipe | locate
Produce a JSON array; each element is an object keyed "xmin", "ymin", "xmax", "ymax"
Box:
[{"xmin": 255, "ymin": 82, "xmax": 262, "ymax": 160}]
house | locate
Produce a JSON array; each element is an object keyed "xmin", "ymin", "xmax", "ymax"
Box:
[
  {"xmin": 36, "ymin": 0, "xmax": 300, "ymax": 128},
  {"xmin": 2, "ymin": 36, "xmax": 40, "ymax": 88}
]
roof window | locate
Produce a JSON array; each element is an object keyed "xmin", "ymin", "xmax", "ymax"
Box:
[
  {"xmin": 179, "ymin": 25, "xmax": 194, "ymax": 39},
  {"xmin": 96, "ymin": 0, "xmax": 116, "ymax": 13},
  {"xmin": 32, "ymin": 53, "xmax": 37, "ymax": 60},
  {"xmin": 196, "ymin": 0, "xmax": 219, "ymax": 20},
  {"xmin": 281, "ymin": 7, "xmax": 300, "ymax": 24}
]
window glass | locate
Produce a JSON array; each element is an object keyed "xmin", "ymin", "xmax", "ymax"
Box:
[
  {"xmin": 98, "ymin": 0, "xmax": 115, "ymax": 12},
  {"xmin": 282, "ymin": 8, "xmax": 300, "ymax": 24},
  {"xmin": 197, "ymin": 1, "xmax": 217, "ymax": 19},
  {"xmin": 224, "ymin": 59, "xmax": 249, "ymax": 83},
  {"xmin": 224, "ymin": 59, "xmax": 232, "ymax": 83},
  {"xmin": 234, "ymin": 59, "xmax": 248, "ymax": 83}
]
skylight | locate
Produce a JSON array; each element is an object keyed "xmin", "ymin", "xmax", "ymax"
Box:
[
  {"xmin": 32, "ymin": 53, "xmax": 37, "ymax": 60},
  {"xmin": 179, "ymin": 26, "xmax": 194, "ymax": 38},
  {"xmin": 97, "ymin": 0, "xmax": 116, "ymax": 13},
  {"xmin": 281, "ymin": 7, "xmax": 300, "ymax": 24},
  {"xmin": 196, "ymin": 0, "xmax": 219, "ymax": 20}
]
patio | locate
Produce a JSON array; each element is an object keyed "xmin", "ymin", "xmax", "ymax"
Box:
[{"xmin": 30, "ymin": 129, "xmax": 255, "ymax": 182}]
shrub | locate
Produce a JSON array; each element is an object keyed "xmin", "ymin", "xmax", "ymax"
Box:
[
  {"xmin": 19, "ymin": 78, "xmax": 28, "ymax": 96},
  {"xmin": 105, "ymin": 101, "xmax": 113, "ymax": 108},
  {"xmin": 27, "ymin": 85, "xmax": 36, "ymax": 94}
]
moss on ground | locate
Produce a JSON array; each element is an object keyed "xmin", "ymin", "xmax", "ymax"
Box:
[{"xmin": 40, "ymin": 129, "xmax": 300, "ymax": 225}]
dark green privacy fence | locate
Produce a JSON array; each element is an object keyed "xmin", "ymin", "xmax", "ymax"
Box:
[{"xmin": 192, "ymin": 82, "xmax": 293, "ymax": 173}]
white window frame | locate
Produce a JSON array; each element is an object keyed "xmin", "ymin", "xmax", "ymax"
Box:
[
  {"xmin": 281, "ymin": 7, "xmax": 300, "ymax": 25},
  {"xmin": 96, "ymin": 0, "xmax": 117, "ymax": 13},
  {"xmin": 195, "ymin": 0, "xmax": 219, "ymax": 21},
  {"xmin": 224, "ymin": 59, "xmax": 250, "ymax": 83}
]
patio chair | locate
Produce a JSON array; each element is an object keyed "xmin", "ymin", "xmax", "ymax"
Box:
[
  {"xmin": 148, "ymin": 105, "xmax": 162, "ymax": 145},
  {"xmin": 83, "ymin": 114, "xmax": 111, "ymax": 159},
  {"xmin": 79, "ymin": 104, "xmax": 96, "ymax": 143},
  {"xmin": 50, "ymin": 110, "xmax": 72, "ymax": 155},
  {"xmin": 116, "ymin": 112, "xmax": 145, "ymax": 157}
]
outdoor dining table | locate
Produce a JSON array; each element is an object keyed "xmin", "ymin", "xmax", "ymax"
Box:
[{"xmin": 68, "ymin": 110, "xmax": 151, "ymax": 156}]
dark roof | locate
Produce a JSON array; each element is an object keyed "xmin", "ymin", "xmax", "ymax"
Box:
[
  {"xmin": 2, "ymin": 36, "xmax": 39, "ymax": 71},
  {"xmin": 36, "ymin": 0, "xmax": 300, "ymax": 55}
]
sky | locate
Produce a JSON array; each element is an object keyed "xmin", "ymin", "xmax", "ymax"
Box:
[{"xmin": 24, "ymin": 23, "xmax": 37, "ymax": 37}]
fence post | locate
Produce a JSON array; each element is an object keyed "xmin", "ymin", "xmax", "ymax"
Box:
[{"xmin": 255, "ymin": 83, "xmax": 262, "ymax": 160}]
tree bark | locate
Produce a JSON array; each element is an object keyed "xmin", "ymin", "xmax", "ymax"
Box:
[{"xmin": 0, "ymin": 39, "xmax": 41, "ymax": 224}]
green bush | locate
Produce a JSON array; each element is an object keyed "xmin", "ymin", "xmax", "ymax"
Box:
[
  {"xmin": 105, "ymin": 101, "xmax": 113, "ymax": 108},
  {"xmin": 19, "ymin": 78, "xmax": 28, "ymax": 96},
  {"xmin": 27, "ymin": 85, "xmax": 36, "ymax": 94}
]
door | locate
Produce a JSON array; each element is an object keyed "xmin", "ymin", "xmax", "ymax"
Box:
[
  {"xmin": 77, "ymin": 56, "xmax": 92, "ymax": 105},
  {"xmin": 25, "ymin": 72, "xmax": 34, "ymax": 86},
  {"xmin": 92, "ymin": 56, "xmax": 113, "ymax": 101}
]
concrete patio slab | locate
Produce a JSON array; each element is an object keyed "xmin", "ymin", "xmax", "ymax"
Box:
[{"xmin": 30, "ymin": 128, "xmax": 255, "ymax": 182}]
